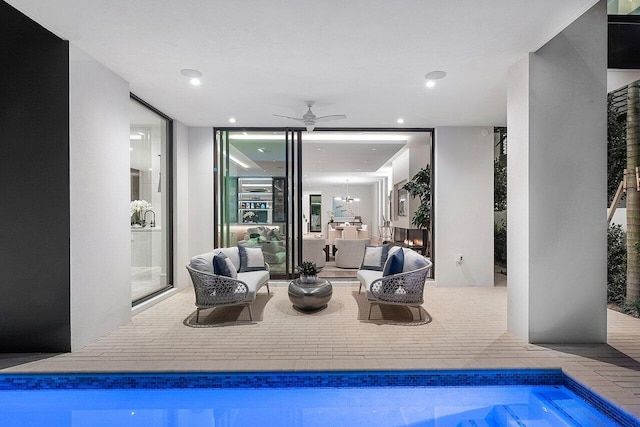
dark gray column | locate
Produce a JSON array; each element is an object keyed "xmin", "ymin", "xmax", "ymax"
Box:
[{"xmin": 0, "ymin": 1, "xmax": 71, "ymax": 352}]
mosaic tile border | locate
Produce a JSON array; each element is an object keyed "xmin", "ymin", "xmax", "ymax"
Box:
[
  {"xmin": 563, "ymin": 374, "xmax": 639, "ymax": 427},
  {"xmin": 0, "ymin": 369, "xmax": 636, "ymax": 426},
  {"xmin": 0, "ymin": 369, "xmax": 562, "ymax": 390}
]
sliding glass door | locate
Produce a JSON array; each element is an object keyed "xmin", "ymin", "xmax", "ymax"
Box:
[
  {"xmin": 214, "ymin": 129, "xmax": 301, "ymax": 278},
  {"xmin": 130, "ymin": 97, "xmax": 173, "ymax": 304}
]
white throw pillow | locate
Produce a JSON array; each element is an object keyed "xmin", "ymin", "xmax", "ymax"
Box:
[{"xmin": 238, "ymin": 244, "xmax": 266, "ymax": 272}]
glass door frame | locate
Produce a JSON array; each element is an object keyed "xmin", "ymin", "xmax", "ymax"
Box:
[
  {"xmin": 214, "ymin": 126, "xmax": 434, "ymax": 278},
  {"xmin": 214, "ymin": 128, "xmax": 303, "ymax": 279},
  {"xmin": 130, "ymin": 93, "xmax": 174, "ymax": 306}
]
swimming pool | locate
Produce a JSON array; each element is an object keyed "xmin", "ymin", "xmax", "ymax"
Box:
[{"xmin": 0, "ymin": 370, "xmax": 636, "ymax": 426}]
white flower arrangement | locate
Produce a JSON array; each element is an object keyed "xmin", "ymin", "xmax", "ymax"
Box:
[
  {"xmin": 130, "ymin": 200, "xmax": 152, "ymax": 215},
  {"xmin": 243, "ymin": 211, "xmax": 255, "ymax": 220}
]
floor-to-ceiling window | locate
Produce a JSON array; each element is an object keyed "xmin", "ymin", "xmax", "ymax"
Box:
[
  {"xmin": 130, "ymin": 96, "xmax": 173, "ymax": 304},
  {"xmin": 214, "ymin": 129, "xmax": 301, "ymax": 278},
  {"xmin": 214, "ymin": 128, "xmax": 433, "ymax": 279}
]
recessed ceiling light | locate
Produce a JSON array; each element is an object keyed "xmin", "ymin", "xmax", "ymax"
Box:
[
  {"xmin": 425, "ymin": 70, "xmax": 447, "ymax": 80},
  {"xmin": 397, "ymin": 118, "xmax": 404, "ymax": 124},
  {"xmin": 130, "ymin": 134, "xmax": 142, "ymax": 140},
  {"xmin": 181, "ymin": 69, "xmax": 203, "ymax": 86},
  {"xmin": 425, "ymin": 70, "xmax": 446, "ymax": 89},
  {"xmin": 229, "ymin": 118, "xmax": 237, "ymax": 123},
  {"xmin": 181, "ymin": 69, "xmax": 203, "ymax": 78},
  {"xmin": 371, "ymin": 148, "xmax": 376, "ymax": 151},
  {"xmin": 130, "ymin": 147, "xmax": 133, "ymax": 151}
]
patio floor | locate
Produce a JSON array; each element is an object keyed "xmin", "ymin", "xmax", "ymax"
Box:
[{"xmin": 2, "ymin": 282, "xmax": 640, "ymax": 418}]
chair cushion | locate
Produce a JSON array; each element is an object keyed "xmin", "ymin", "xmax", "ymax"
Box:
[
  {"xmin": 266, "ymin": 227, "xmax": 282, "ymax": 241},
  {"xmin": 213, "ymin": 247, "xmax": 241, "ymax": 270},
  {"xmin": 402, "ymin": 249, "xmax": 428, "ymax": 272},
  {"xmin": 190, "ymin": 252, "xmax": 215, "ymax": 274},
  {"xmin": 238, "ymin": 244, "xmax": 267, "ymax": 272},
  {"xmin": 382, "ymin": 247, "xmax": 404, "ymax": 276},
  {"xmin": 360, "ymin": 244, "xmax": 389, "ymax": 271},
  {"xmin": 237, "ymin": 270, "xmax": 270, "ymax": 299},
  {"xmin": 213, "ymin": 252, "xmax": 238, "ymax": 279}
]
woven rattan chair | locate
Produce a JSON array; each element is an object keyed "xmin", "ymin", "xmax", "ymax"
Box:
[
  {"xmin": 186, "ymin": 265, "xmax": 254, "ymax": 322},
  {"xmin": 366, "ymin": 260, "xmax": 432, "ymax": 321}
]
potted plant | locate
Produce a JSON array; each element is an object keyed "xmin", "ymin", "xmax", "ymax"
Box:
[
  {"xmin": 402, "ymin": 165, "xmax": 431, "ymax": 230},
  {"xmin": 296, "ymin": 261, "xmax": 319, "ymax": 283},
  {"xmin": 402, "ymin": 165, "xmax": 431, "ymax": 253}
]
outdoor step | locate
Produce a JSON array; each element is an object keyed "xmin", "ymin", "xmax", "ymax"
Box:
[
  {"xmin": 488, "ymin": 404, "xmax": 554, "ymax": 427},
  {"xmin": 530, "ymin": 390, "xmax": 614, "ymax": 426},
  {"xmin": 457, "ymin": 419, "xmax": 494, "ymax": 427}
]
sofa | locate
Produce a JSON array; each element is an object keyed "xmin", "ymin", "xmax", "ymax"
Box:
[
  {"xmin": 334, "ymin": 238, "xmax": 371, "ymax": 268},
  {"xmin": 357, "ymin": 246, "xmax": 432, "ymax": 320},
  {"xmin": 187, "ymin": 246, "xmax": 270, "ymax": 322},
  {"xmin": 240, "ymin": 226, "xmax": 286, "ymax": 266},
  {"xmin": 302, "ymin": 237, "xmax": 326, "ymax": 268}
]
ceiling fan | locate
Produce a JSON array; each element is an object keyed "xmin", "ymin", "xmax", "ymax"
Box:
[{"xmin": 273, "ymin": 101, "xmax": 346, "ymax": 132}]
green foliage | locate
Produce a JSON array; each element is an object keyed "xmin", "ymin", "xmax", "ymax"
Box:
[
  {"xmin": 402, "ymin": 165, "xmax": 431, "ymax": 229},
  {"xmin": 608, "ymin": 93, "xmax": 626, "ymax": 205},
  {"xmin": 608, "ymin": 224, "xmax": 627, "ymax": 305},
  {"xmin": 296, "ymin": 261, "xmax": 319, "ymax": 276},
  {"xmin": 494, "ymin": 158, "xmax": 507, "ymax": 211},
  {"xmin": 494, "ymin": 220, "xmax": 507, "ymax": 266},
  {"xmin": 622, "ymin": 299, "xmax": 640, "ymax": 317}
]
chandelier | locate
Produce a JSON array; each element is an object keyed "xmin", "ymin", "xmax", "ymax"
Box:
[{"xmin": 341, "ymin": 179, "xmax": 360, "ymax": 203}]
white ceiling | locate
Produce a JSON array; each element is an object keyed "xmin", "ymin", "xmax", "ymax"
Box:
[
  {"xmin": 228, "ymin": 131, "xmax": 430, "ymax": 186},
  {"xmin": 8, "ymin": 0, "xmax": 599, "ymax": 129}
]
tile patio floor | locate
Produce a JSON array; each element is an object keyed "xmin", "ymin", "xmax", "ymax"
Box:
[{"xmin": 2, "ymin": 282, "xmax": 640, "ymax": 419}]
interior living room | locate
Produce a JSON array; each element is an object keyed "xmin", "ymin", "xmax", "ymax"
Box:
[
  {"xmin": 219, "ymin": 129, "xmax": 432, "ymax": 279},
  {"xmin": 3, "ymin": 0, "xmax": 640, "ymax": 423}
]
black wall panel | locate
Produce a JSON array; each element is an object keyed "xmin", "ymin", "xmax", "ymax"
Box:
[
  {"xmin": 608, "ymin": 15, "xmax": 640, "ymax": 69},
  {"xmin": 0, "ymin": 1, "xmax": 71, "ymax": 352}
]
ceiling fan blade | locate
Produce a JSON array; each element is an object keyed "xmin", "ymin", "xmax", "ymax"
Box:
[
  {"xmin": 273, "ymin": 114, "xmax": 304, "ymax": 122},
  {"xmin": 314, "ymin": 114, "xmax": 347, "ymax": 123}
]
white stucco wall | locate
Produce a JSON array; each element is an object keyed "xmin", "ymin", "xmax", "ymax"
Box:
[
  {"xmin": 69, "ymin": 44, "xmax": 131, "ymax": 350},
  {"xmin": 507, "ymin": 1, "xmax": 607, "ymax": 343},
  {"xmin": 507, "ymin": 55, "xmax": 531, "ymax": 341},
  {"xmin": 434, "ymin": 127, "xmax": 494, "ymax": 287},
  {"xmin": 188, "ymin": 127, "xmax": 215, "ymax": 257}
]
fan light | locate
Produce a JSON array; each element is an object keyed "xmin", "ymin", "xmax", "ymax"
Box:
[{"xmin": 340, "ymin": 179, "xmax": 360, "ymax": 203}]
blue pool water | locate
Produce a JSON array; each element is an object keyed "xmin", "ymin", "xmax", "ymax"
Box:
[{"xmin": 0, "ymin": 370, "xmax": 636, "ymax": 427}]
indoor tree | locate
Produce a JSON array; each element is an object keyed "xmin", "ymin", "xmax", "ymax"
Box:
[{"xmin": 402, "ymin": 165, "xmax": 431, "ymax": 229}]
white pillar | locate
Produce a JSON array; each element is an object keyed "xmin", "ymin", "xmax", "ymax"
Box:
[
  {"xmin": 507, "ymin": 1, "xmax": 607, "ymax": 343},
  {"xmin": 434, "ymin": 126, "xmax": 494, "ymax": 287}
]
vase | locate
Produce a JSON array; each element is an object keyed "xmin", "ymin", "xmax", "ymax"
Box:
[
  {"xmin": 131, "ymin": 211, "xmax": 142, "ymax": 226},
  {"xmin": 300, "ymin": 275, "xmax": 317, "ymax": 284}
]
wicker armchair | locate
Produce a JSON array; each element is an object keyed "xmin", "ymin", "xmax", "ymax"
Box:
[
  {"xmin": 365, "ymin": 260, "xmax": 432, "ymax": 320},
  {"xmin": 186, "ymin": 265, "xmax": 254, "ymax": 322}
]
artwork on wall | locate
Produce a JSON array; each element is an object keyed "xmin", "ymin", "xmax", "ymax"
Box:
[
  {"xmin": 398, "ymin": 188, "xmax": 408, "ymax": 217},
  {"xmin": 332, "ymin": 197, "xmax": 360, "ymax": 218}
]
